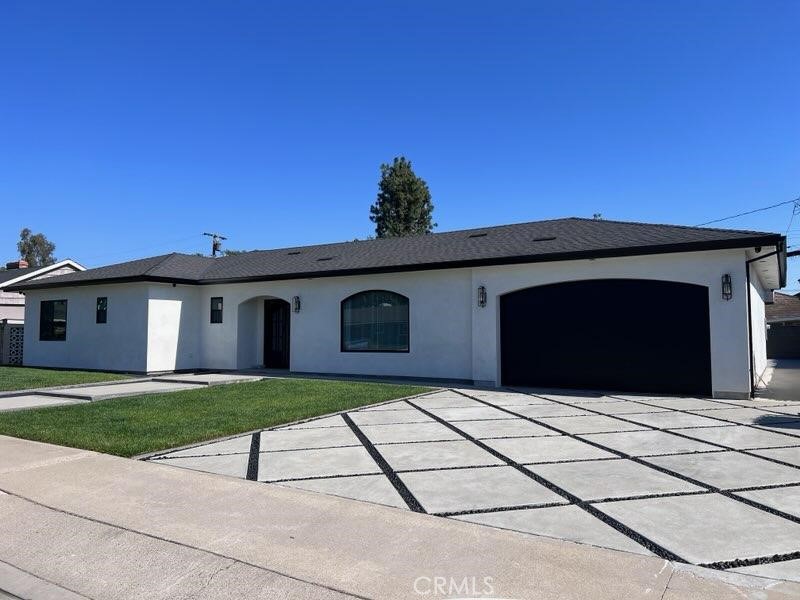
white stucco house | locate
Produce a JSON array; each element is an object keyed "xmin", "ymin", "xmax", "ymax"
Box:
[{"xmin": 7, "ymin": 218, "xmax": 787, "ymax": 399}]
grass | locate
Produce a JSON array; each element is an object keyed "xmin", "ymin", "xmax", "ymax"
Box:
[
  {"xmin": 0, "ymin": 378, "xmax": 431, "ymax": 457},
  {"xmin": 0, "ymin": 366, "xmax": 131, "ymax": 392}
]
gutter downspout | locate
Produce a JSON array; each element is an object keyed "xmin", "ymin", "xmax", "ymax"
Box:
[{"xmin": 745, "ymin": 248, "xmax": 782, "ymax": 397}]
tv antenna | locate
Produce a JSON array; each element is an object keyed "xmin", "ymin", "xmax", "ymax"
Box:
[{"xmin": 203, "ymin": 232, "xmax": 228, "ymax": 257}]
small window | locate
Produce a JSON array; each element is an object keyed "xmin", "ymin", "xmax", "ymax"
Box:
[
  {"xmin": 341, "ymin": 290, "xmax": 409, "ymax": 352},
  {"xmin": 210, "ymin": 297, "xmax": 223, "ymax": 323},
  {"xmin": 40, "ymin": 299, "xmax": 68, "ymax": 341},
  {"xmin": 96, "ymin": 297, "xmax": 108, "ymax": 324}
]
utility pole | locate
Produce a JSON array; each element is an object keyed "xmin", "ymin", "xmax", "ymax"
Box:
[{"xmin": 203, "ymin": 232, "xmax": 228, "ymax": 257}]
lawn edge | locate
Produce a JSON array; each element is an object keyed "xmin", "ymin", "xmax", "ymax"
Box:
[
  {"xmin": 0, "ymin": 375, "xmax": 144, "ymax": 398},
  {"xmin": 133, "ymin": 387, "xmax": 441, "ymax": 461}
]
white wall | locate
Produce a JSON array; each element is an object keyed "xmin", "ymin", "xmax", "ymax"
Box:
[
  {"xmin": 748, "ymin": 264, "xmax": 769, "ymax": 386},
  {"xmin": 22, "ymin": 283, "xmax": 150, "ymax": 371},
  {"xmin": 147, "ymin": 284, "xmax": 200, "ymax": 372},
  {"xmin": 0, "ymin": 303, "xmax": 25, "ymax": 321},
  {"xmin": 198, "ymin": 269, "xmax": 474, "ymax": 380}
]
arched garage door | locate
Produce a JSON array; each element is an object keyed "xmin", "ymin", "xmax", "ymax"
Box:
[{"xmin": 500, "ymin": 279, "xmax": 712, "ymax": 395}]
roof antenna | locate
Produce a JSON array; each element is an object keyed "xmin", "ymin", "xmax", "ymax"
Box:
[{"xmin": 203, "ymin": 232, "xmax": 228, "ymax": 257}]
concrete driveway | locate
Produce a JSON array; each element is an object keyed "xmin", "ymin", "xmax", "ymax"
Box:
[
  {"xmin": 760, "ymin": 359, "xmax": 800, "ymax": 402},
  {"xmin": 147, "ymin": 387, "xmax": 800, "ymax": 581}
]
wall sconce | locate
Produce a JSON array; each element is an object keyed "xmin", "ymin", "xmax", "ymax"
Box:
[
  {"xmin": 477, "ymin": 285, "xmax": 487, "ymax": 308},
  {"xmin": 721, "ymin": 274, "xmax": 732, "ymax": 301},
  {"xmin": 292, "ymin": 296, "xmax": 301, "ymax": 313}
]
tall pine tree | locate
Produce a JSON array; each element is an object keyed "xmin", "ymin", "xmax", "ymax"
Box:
[{"xmin": 369, "ymin": 157, "xmax": 435, "ymax": 238}]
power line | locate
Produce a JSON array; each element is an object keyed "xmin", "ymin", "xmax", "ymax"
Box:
[
  {"xmin": 695, "ymin": 197, "xmax": 799, "ymax": 227},
  {"xmin": 786, "ymin": 200, "xmax": 800, "ymax": 235}
]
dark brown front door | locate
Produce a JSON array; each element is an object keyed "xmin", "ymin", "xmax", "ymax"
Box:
[{"xmin": 264, "ymin": 299, "xmax": 290, "ymax": 368}]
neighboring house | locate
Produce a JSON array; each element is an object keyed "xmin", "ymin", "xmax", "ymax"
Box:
[
  {"xmin": 7, "ymin": 218, "xmax": 787, "ymax": 399},
  {"xmin": 0, "ymin": 259, "xmax": 86, "ymax": 364},
  {"xmin": 766, "ymin": 291, "xmax": 800, "ymax": 359}
]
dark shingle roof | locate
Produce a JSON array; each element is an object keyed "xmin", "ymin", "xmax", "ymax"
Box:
[
  {"xmin": 767, "ymin": 292, "xmax": 800, "ymax": 323},
  {"xmin": 7, "ymin": 217, "xmax": 785, "ymax": 291},
  {"xmin": 0, "ymin": 268, "xmax": 33, "ymax": 286}
]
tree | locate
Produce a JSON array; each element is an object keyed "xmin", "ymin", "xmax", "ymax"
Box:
[
  {"xmin": 369, "ymin": 156, "xmax": 436, "ymax": 238},
  {"xmin": 17, "ymin": 228, "xmax": 57, "ymax": 267}
]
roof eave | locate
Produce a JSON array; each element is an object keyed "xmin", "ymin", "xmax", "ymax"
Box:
[
  {"xmin": 7, "ymin": 234, "xmax": 783, "ymax": 291},
  {"xmin": 6, "ymin": 275, "xmax": 199, "ymax": 292}
]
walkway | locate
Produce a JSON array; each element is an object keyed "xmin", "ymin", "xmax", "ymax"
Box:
[
  {"xmin": 1, "ymin": 435, "xmax": 798, "ymax": 599},
  {"xmin": 0, "ymin": 373, "xmax": 265, "ymax": 411}
]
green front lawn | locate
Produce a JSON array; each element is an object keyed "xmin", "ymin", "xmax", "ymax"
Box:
[
  {"xmin": 0, "ymin": 378, "xmax": 430, "ymax": 457},
  {"xmin": 0, "ymin": 366, "xmax": 131, "ymax": 391}
]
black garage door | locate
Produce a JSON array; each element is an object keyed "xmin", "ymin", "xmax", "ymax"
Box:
[{"xmin": 500, "ymin": 279, "xmax": 712, "ymax": 395}]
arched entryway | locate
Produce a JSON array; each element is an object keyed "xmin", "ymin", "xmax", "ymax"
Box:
[
  {"xmin": 499, "ymin": 279, "xmax": 712, "ymax": 395},
  {"xmin": 236, "ymin": 296, "xmax": 291, "ymax": 370}
]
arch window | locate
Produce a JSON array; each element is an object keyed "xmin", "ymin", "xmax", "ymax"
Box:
[{"xmin": 341, "ymin": 290, "xmax": 409, "ymax": 352}]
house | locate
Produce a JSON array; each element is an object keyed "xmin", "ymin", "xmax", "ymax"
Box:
[
  {"xmin": 0, "ymin": 259, "xmax": 85, "ymax": 364},
  {"xmin": 766, "ymin": 291, "xmax": 800, "ymax": 359},
  {"xmin": 6, "ymin": 218, "xmax": 787, "ymax": 399},
  {"xmin": 0, "ymin": 259, "xmax": 86, "ymax": 321}
]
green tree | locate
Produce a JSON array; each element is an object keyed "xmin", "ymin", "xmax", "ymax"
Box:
[
  {"xmin": 17, "ymin": 228, "xmax": 57, "ymax": 266},
  {"xmin": 369, "ymin": 156, "xmax": 435, "ymax": 238}
]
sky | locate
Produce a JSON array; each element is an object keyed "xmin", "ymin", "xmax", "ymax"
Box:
[{"xmin": 1, "ymin": 1, "xmax": 798, "ymax": 289}]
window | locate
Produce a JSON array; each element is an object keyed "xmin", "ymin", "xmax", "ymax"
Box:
[
  {"xmin": 341, "ymin": 290, "xmax": 409, "ymax": 352},
  {"xmin": 96, "ymin": 297, "xmax": 108, "ymax": 324},
  {"xmin": 40, "ymin": 300, "xmax": 68, "ymax": 341},
  {"xmin": 210, "ymin": 297, "xmax": 223, "ymax": 323}
]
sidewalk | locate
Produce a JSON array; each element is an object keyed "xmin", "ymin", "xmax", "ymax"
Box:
[
  {"xmin": 0, "ymin": 436, "xmax": 798, "ymax": 599},
  {"xmin": 0, "ymin": 372, "xmax": 265, "ymax": 411}
]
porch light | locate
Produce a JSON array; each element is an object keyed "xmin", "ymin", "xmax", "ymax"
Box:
[
  {"xmin": 477, "ymin": 285, "xmax": 487, "ymax": 308},
  {"xmin": 292, "ymin": 296, "xmax": 301, "ymax": 312},
  {"xmin": 721, "ymin": 274, "xmax": 733, "ymax": 301}
]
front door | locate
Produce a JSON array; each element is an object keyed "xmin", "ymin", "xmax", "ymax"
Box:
[{"xmin": 264, "ymin": 299, "xmax": 290, "ymax": 368}]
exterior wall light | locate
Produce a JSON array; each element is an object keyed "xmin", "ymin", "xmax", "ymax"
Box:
[
  {"xmin": 477, "ymin": 285, "xmax": 487, "ymax": 308},
  {"xmin": 721, "ymin": 274, "xmax": 733, "ymax": 301},
  {"xmin": 292, "ymin": 296, "xmax": 301, "ymax": 313}
]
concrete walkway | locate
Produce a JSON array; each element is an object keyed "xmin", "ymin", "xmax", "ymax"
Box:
[
  {"xmin": 0, "ymin": 436, "xmax": 798, "ymax": 599},
  {"xmin": 0, "ymin": 372, "xmax": 265, "ymax": 411},
  {"xmin": 760, "ymin": 360, "xmax": 800, "ymax": 402}
]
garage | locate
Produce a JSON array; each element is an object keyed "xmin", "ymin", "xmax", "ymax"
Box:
[{"xmin": 500, "ymin": 279, "xmax": 712, "ymax": 395}]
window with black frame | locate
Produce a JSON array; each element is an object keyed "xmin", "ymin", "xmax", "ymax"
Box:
[
  {"xmin": 341, "ymin": 290, "xmax": 409, "ymax": 352},
  {"xmin": 96, "ymin": 297, "xmax": 108, "ymax": 324},
  {"xmin": 210, "ymin": 297, "xmax": 223, "ymax": 323},
  {"xmin": 40, "ymin": 299, "xmax": 68, "ymax": 341}
]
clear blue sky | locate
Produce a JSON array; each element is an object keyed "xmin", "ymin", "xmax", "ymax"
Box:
[{"xmin": 1, "ymin": 1, "xmax": 798, "ymax": 289}]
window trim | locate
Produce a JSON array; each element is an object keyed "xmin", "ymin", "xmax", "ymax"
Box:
[
  {"xmin": 340, "ymin": 289, "xmax": 410, "ymax": 353},
  {"xmin": 96, "ymin": 297, "xmax": 108, "ymax": 324},
  {"xmin": 210, "ymin": 297, "xmax": 223, "ymax": 324},
  {"xmin": 39, "ymin": 299, "xmax": 68, "ymax": 341}
]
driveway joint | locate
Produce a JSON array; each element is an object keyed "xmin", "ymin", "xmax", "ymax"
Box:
[
  {"xmin": 340, "ymin": 413, "xmax": 426, "ymax": 513},
  {"xmin": 405, "ymin": 397, "xmax": 684, "ymax": 562}
]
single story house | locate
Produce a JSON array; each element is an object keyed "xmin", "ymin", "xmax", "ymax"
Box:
[
  {"xmin": 766, "ymin": 291, "xmax": 800, "ymax": 359},
  {"xmin": 0, "ymin": 259, "xmax": 85, "ymax": 365},
  {"xmin": 7, "ymin": 218, "xmax": 787, "ymax": 399}
]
